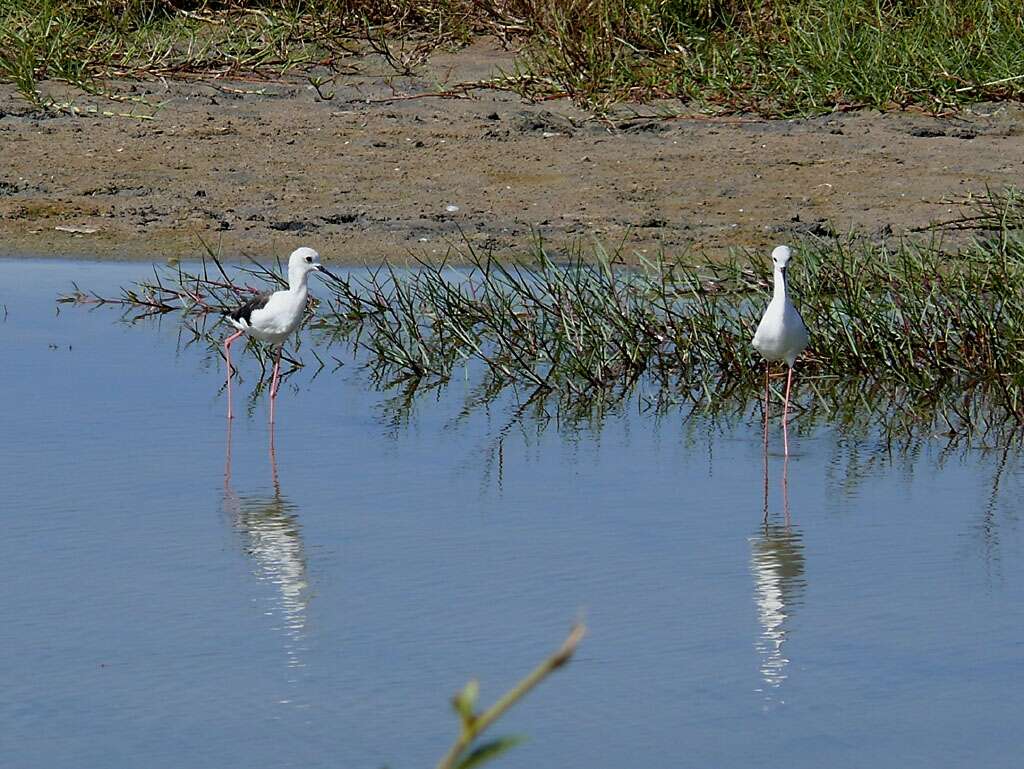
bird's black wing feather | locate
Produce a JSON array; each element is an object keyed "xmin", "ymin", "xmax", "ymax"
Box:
[{"xmin": 227, "ymin": 292, "xmax": 272, "ymax": 324}]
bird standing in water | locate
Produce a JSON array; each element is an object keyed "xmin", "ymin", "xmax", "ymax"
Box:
[
  {"xmin": 223, "ymin": 246, "xmax": 328, "ymax": 424},
  {"xmin": 752, "ymin": 245, "xmax": 809, "ymax": 455}
]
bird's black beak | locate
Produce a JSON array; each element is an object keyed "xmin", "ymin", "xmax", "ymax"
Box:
[{"xmin": 315, "ymin": 264, "xmax": 342, "ymax": 282}]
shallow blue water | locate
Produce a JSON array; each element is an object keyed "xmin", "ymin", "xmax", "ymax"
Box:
[{"xmin": 2, "ymin": 259, "xmax": 1022, "ymax": 769}]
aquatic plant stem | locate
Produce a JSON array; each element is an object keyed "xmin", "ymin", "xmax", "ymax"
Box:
[{"xmin": 436, "ymin": 623, "xmax": 585, "ymax": 769}]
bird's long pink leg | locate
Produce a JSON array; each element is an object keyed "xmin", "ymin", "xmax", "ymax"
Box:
[
  {"xmin": 782, "ymin": 365, "xmax": 795, "ymax": 456},
  {"xmin": 269, "ymin": 347, "xmax": 283, "ymax": 425},
  {"xmin": 269, "ymin": 422, "xmax": 280, "ymax": 496},
  {"xmin": 762, "ymin": 361, "xmax": 770, "ymax": 518},
  {"xmin": 225, "ymin": 414, "xmax": 234, "ymax": 488},
  {"xmin": 224, "ymin": 330, "xmax": 244, "ymax": 420},
  {"xmin": 782, "ymin": 453, "xmax": 791, "ymax": 525},
  {"xmin": 763, "ymin": 361, "xmax": 771, "ymax": 455}
]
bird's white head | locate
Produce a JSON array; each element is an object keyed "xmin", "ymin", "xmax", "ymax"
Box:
[
  {"xmin": 771, "ymin": 245, "xmax": 793, "ymax": 271},
  {"xmin": 290, "ymin": 246, "xmax": 322, "ymax": 273},
  {"xmin": 286, "ymin": 246, "xmax": 328, "ymax": 289}
]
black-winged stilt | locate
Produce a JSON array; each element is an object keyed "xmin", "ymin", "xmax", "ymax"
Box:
[
  {"xmin": 223, "ymin": 246, "xmax": 329, "ymax": 423},
  {"xmin": 752, "ymin": 245, "xmax": 810, "ymax": 456}
]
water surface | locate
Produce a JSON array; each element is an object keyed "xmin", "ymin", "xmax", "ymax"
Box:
[{"xmin": 2, "ymin": 260, "xmax": 1022, "ymax": 769}]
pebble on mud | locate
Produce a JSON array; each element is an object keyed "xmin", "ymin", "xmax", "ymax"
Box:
[{"xmin": 54, "ymin": 225, "xmax": 98, "ymax": 235}]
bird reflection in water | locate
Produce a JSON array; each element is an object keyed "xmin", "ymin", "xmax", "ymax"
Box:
[
  {"xmin": 224, "ymin": 424, "xmax": 311, "ymax": 671},
  {"xmin": 751, "ymin": 454, "xmax": 806, "ymax": 700}
]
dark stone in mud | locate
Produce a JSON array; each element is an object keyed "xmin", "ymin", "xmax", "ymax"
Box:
[
  {"xmin": 514, "ymin": 109, "xmax": 575, "ymax": 136},
  {"xmin": 235, "ymin": 205, "xmax": 265, "ymax": 222},
  {"xmin": 909, "ymin": 126, "xmax": 947, "ymax": 138},
  {"xmin": 321, "ymin": 212, "xmax": 361, "ymax": 225},
  {"xmin": 906, "ymin": 123, "xmax": 975, "ymax": 140},
  {"xmin": 82, "ymin": 184, "xmax": 150, "ymax": 197},
  {"xmin": 269, "ymin": 220, "xmax": 317, "ymax": 233},
  {"xmin": 797, "ymin": 219, "xmax": 837, "ymax": 237},
  {"xmin": 772, "ymin": 218, "xmax": 836, "ymax": 237},
  {"xmin": 622, "ymin": 120, "xmax": 670, "ymax": 135}
]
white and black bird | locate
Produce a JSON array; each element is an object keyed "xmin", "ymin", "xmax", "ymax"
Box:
[
  {"xmin": 752, "ymin": 245, "xmax": 809, "ymax": 456},
  {"xmin": 223, "ymin": 246, "xmax": 330, "ymax": 423}
]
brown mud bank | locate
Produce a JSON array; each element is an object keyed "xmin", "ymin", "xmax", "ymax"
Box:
[{"xmin": 2, "ymin": 41, "xmax": 1023, "ymax": 263}]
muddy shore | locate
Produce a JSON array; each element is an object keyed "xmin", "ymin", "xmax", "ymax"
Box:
[{"xmin": 2, "ymin": 40, "xmax": 1022, "ymax": 263}]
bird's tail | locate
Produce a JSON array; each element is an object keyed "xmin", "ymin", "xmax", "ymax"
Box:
[{"xmin": 222, "ymin": 312, "xmax": 247, "ymax": 331}]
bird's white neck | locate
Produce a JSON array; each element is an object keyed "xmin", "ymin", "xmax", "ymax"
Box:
[
  {"xmin": 772, "ymin": 265, "xmax": 788, "ymax": 303},
  {"xmin": 287, "ymin": 265, "xmax": 310, "ymax": 293}
]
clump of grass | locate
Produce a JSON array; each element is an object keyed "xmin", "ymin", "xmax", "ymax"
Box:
[
  {"xmin": 0, "ymin": 0, "xmax": 333, "ymax": 107},
  {"xmin": 316, "ymin": 230, "xmax": 1024, "ymax": 439},
  {"xmin": 3, "ymin": 0, "xmax": 1023, "ymax": 115},
  {"xmin": 0, "ymin": 0, "xmax": 523, "ymax": 108},
  {"xmin": 60, "ymin": 190, "xmax": 1024, "ymax": 441},
  {"xmin": 510, "ymin": 0, "xmax": 1024, "ymax": 113}
]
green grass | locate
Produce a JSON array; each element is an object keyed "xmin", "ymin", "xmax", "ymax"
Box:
[
  {"xmin": 513, "ymin": 0, "xmax": 1024, "ymax": 113},
  {"xmin": 0, "ymin": 0, "xmax": 334, "ymax": 108},
  {"xmin": 2, "ymin": 0, "xmax": 1022, "ymax": 115},
  {"xmin": 60, "ymin": 189, "xmax": 1024, "ymax": 443}
]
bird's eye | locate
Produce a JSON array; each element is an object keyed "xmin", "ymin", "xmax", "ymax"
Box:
[{"xmin": 305, "ymin": 256, "xmax": 312, "ymax": 263}]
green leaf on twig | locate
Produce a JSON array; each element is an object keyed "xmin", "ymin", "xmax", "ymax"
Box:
[
  {"xmin": 452, "ymin": 678, "xmax": 480, "ymax": 727},
  {"xmin": 453, "ymin": 736, "xmax": 525, "ymax": 769}
]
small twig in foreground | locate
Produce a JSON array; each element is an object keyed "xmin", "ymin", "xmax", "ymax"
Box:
[{"xmin": 437, "ymin": 623, "xmax": 586, "ymax": 769}]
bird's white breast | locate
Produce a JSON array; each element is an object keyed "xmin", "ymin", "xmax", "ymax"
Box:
[
  {"xmin": 753, "ymin": 297, "xmax": 809, "ymax": 365},
  {"xmin": 248, "ymin": 288, "xmax": 307, "ymax": 342}
]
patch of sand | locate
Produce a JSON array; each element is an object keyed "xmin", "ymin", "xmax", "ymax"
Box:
[{"xmin": 2, "ymin": 40, "xmax": 1021, "ymax": 263}]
